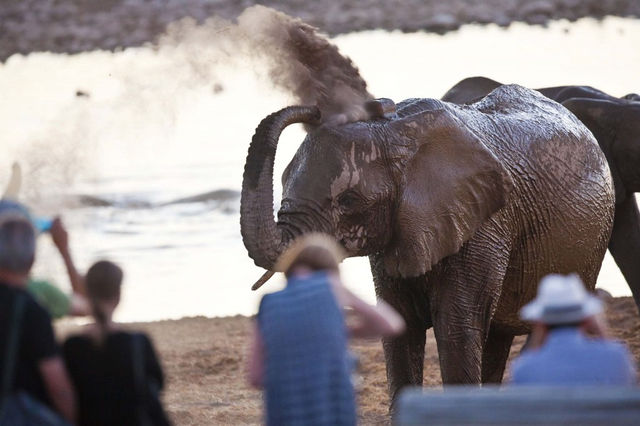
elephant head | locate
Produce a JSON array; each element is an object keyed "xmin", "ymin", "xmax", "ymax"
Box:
[{"xmin": 240, "ymin": 99, "xmax": 513, "ymax": 280}]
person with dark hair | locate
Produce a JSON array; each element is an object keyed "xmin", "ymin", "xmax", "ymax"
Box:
[
  {"xmin": 0, "ymin": 199, "xmax": 76, "ymax": 424},
  {"xmin": 247, "ymin": 233, "xmax": 405, "ymax": 426},
  {"xmin": 62, "ymin": 260, "xmax": 171, "ymax": 426},
  {"xmin": 510, "ymin": 273, "xmax": 637, "ymax": 385}
]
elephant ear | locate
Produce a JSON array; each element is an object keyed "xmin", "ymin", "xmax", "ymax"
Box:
[{"xmin": 382, "ymin": 108, "xmax": 514, "ymax": 277}]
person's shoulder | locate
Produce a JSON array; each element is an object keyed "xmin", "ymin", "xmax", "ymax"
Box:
[
  {"xmin": 511, "ymin": 351, "xmax": 535, "ymax": 369},
  {"xmin": 510, "ymin": 350, "xmax": 547, "ymax": 384},
  {"xmin": 588, "ymin": 338, "xmax": 633, "ymax": 359},
  {"xmin": 511, "ymin": 349, "xmax": 547, "ymax": 373},
  {"xmin": 110, "ymin": 329, "xmax": 153, "ymax": 346},
  {"xmin": 27, "ymin": 279, "xmax": 56, "ymax": 292},
  {"xmin": 64, "ymin": 332, "xmax": 91, "ymax": 344},
  {"xmin": 258, "ymin": 288, "xmax": 283, "ymax": 306},
  {"xmin": 129, "ymin": 330, "xmax": 154, "ymax": 344},
  {"xmin": 21, "ymin": 288, "xmax": 53, "ymax": 322},
  {"xmin": 0, "ymin": 284, "xmax": 43, "ymax": 319},
  {"xmin": 62, "ymin": 333, "xmax": 91, "ymax": 352},
  {"xmin": 585, "ymin": 337, "xmax": 626, "ymax": 351}
]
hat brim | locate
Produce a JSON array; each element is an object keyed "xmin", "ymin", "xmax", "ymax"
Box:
[
  {"xmin": 274, "ymin": 233, "xmax": 345, "ymax": 273},
  {"xmin": 521, "ymin": 295, "xmax": 603, "ymax": 324}
]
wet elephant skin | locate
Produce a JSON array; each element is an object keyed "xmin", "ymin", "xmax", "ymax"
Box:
[{"xmin": 240, "ymin": 85, "xmax": 615, "ymax": 405}]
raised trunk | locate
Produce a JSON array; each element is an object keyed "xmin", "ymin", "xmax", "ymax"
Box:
[{"xmin": 240, "ymin": 105, "xmax": 321, "ymax": 270}]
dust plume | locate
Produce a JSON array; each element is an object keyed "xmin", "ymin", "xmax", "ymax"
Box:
[{"xmin": 159, "ymin": 5, "xmax": 374, "ymax": 125}]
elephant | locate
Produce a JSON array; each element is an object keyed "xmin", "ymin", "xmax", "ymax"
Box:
[
  {"xmin": 240, "ymin": 84, "xmax": 614, "ymax": 404},
  {"xmin": 443, "ymin": 76, "xmax": 640, "ymax": 312}
]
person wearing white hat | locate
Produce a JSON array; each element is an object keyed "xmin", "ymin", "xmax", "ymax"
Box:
[{"xmin": 510, "ymin": 273, "xmax": 637, "ymax": 385}]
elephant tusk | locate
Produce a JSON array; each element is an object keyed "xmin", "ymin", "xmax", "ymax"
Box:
[
  {"xmin": 2, "ymin": 162, "xmax": 22, "ymax": 200},
  {"xmin": 251, "ymin": 270, "xmax": 275, "ymax": 291}
]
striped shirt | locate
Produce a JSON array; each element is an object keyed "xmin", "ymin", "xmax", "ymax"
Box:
[{"xmin": 258, "ymin": 271, "xmax": 356, "ymax": 426}]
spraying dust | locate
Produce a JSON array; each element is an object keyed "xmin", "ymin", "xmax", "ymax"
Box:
[
  {"xmin": 2, "ymin": 6, "xmax": 373, "ymax": 208},
  {"xmin": 160, "ymin": 5, "xmax": 374, "ymax": 125}
]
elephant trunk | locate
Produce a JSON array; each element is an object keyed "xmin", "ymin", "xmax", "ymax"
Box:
[{"xmin": 240, "ymin": 105, "xmax": 321, "ymax": 270}]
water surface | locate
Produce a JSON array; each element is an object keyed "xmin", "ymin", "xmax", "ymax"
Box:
[{"xmin": 1, "ymin": 17, "xmax": 638, "ymax": 321}]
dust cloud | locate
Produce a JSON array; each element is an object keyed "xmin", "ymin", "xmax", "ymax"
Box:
[
  {"xmin": 1, "ymin": 5, "xmax": 374, "ymax": 208},
  {"xmin": 158, "ymin": 5, "xmax": 374, "ymax": 125}
]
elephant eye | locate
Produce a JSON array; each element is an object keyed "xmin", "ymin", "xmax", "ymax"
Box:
[{"xmin": 337, "ymin": 190, "xmax": 362, "ymax": 210}]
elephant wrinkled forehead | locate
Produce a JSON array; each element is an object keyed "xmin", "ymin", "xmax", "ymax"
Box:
[{"xmin": 282, "ymin": 123, "xmax": 384, "ymax": 198}]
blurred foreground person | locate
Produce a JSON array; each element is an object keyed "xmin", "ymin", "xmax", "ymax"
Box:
[
  {"xmin": 63, "ymin": 261, "xmax": 171, "ymax": 426},
  {"xmin": 2, "ymin": 162, "xmax": 89, "ymax": 318},
  {"xmin": 511, "ymin": 273, "xmax": 637, "ymax": 385},
  {"xmin": 247, "ymin": 233, "xmax": 405, "ymax": 426},
  {"xmin": 28, "ymin": 217, "xmax": 90, "ymax": 319},
  {"xmin": 0, "ymin": 200, "xmax": 76, "ymax": 424}
]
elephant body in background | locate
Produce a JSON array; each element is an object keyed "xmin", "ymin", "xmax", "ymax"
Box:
[
  {"xmin": 240, "ymin": 85, "xmax": 614, "ymax": 403},
  {"xmin": 443, "ymin": 77, "xmax": 640, "ymax": 312}
]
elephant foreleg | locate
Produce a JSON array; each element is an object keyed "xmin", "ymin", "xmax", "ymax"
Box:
[
  {"xmin": 481, "ymin": 326, "xmax": 514, "ymax": 383},
  {"xmin": 370, "ymin": 254, "xmax": 430, "ymax": 408},
  {"xmin": 608, "ymin": 195, "xmax": 640, "ymax": 312},
  {"xmin": 430, "ymin": 233, "xmax": 510, "ymax": 384},
  {"xmin": 381, "ymin": 325, "xmax": 427, "ymax": 406}
]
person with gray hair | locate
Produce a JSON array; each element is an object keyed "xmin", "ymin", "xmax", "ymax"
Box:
[
  {"xmin": 510, "ymin": 273, "xmax": 637, "ymax": 385},
  {"xmin": 0, "ymin": 199, "xmax": 76, "ymax": 424}
]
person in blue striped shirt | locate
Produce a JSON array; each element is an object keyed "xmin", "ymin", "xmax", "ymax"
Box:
[{"xmin": 247, "ymin": 233, "xmax": 405, "ymax": 425}]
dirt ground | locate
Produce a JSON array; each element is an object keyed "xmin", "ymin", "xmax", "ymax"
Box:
[
  {"xmin": 56, "ymin": 296, "xmax": 640, "ymax": 425},
  {"xmin": 1, "ymin": 0, "xmax": 640, "ymax": 61}
]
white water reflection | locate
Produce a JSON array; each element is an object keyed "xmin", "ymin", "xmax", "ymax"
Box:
[{"xmin": 0, "ymin": 17, "xmax": 638, "ymax": 321}]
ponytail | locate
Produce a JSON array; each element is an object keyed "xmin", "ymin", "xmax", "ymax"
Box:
[
  {"xmin": 91, "ymin": 300, "xmax": 109, "ymax": 344},
  {"xmin": 86, "ymin": 260, "xmax": 123, "ymax": 344}
]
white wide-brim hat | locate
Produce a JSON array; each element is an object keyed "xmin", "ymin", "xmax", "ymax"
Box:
[{"xmin": 520, "ymin": 273, "xmax": 603, "ymax": 324}]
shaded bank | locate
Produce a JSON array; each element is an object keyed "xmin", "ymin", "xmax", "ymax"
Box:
[
  {"xmin": 1, "ymin": 0, "xmax": 640, "ymax": 62},
  {"xmin": 56, "ymin": 296, "xmax": 640, "ymax": 425}
]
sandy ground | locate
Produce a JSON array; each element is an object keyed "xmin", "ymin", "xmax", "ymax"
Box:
[
  {"xmin": 56, "ymin": 296, "xmax": 640, "ymax": 425},
  {"xmin": 1, "ymin": 0, "xmax": 640, "ymax": 61}
]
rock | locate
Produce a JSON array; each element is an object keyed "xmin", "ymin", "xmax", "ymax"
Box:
[
  {"xmin": 0, "ymin": 0, "xmax": 639, "ymax": 61},
  {"xmin": 424, "ymin": 13, "xmax": 460, "ymax": 34},
  {"xmin": 520, "ymin": 0, "xmax": 556, "ymax": 18},
  {"xmin": 596, "ymin": 288, "xmax": 614, "ymax": 301},
  {"xmin": 524, "ymin": 13, "xmax": 551, "ymax": 25}
]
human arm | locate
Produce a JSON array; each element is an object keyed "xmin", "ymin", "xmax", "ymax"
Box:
[
  {"xmin": 50, "ymin": 217, "xmax": 86, "ymax": 297},
  {"xmin": 329, "ymin": 275, "xmax": 405, "ymax": 339},
  {"xmin": 39, "ymin": 357, "xmax": 77, "ymax": 424},
  {"xmin": 247, "ymin": 322, "xmax": 265, "ymax": 388},
  {"xmin": 67, "ymin": 294, "xmax": 91, "ymax": 317},
  {"xmin": 523, "ymin": 322, "xmax": 549, "ymax": 351}
]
